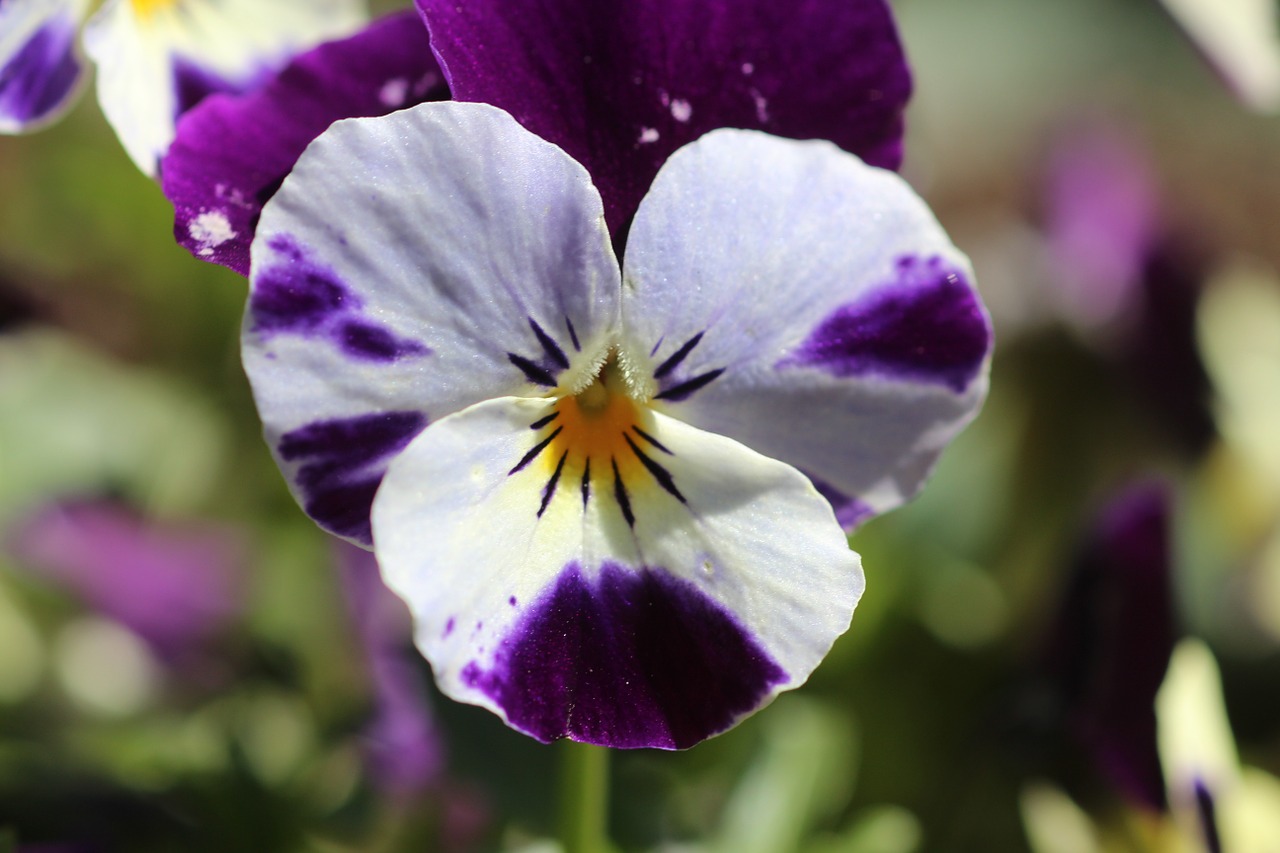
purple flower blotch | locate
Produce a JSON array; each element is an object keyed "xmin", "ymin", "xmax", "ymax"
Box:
[{"xmin": 461, "ymin": 561, "xmax": 787, "ymax": 749}]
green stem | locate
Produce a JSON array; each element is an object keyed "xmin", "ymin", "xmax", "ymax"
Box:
[{"xmin": 557, "ymin": 740, "xmax": 611, "ymax": 853}]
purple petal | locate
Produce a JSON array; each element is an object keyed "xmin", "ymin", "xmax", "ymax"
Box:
[
  {"xmin": 460, "ymin": 561, "xmax": 788, "ymax": 749},
  {"xmin": 1043, "ymin": 124, "xmax": 1158, "ymax": 327},
  {"xmin": 337, "ymin": 541, "xmax": 444, "ymax": 796},
  {"xmin": 782, "ymin": 255, "xmax": 992, "ymax": 393},
  {"xmin": 6, "ymin": 500, "xmax": 245, "ymax": 663},
  {"xmin": 161, "ymin": 11, "xmax": 446, "ymax": 275},
  {"xmin": 1041, "ymin": 482, "xmax": 1175, "ymax": 811},
  {"xmin": 416, "ymin": 0, "xmax": 910, "ymax": 241},
  {"xmin": 0, "ymin": 12, "xmax": 84, "ymax": 132},
  {"xmin": 277, "ymin": 411, "xmax": 429, "ymax": 546}
]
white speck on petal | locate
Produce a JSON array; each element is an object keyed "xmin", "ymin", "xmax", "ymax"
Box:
[
  {"xmin": 188, "ymin": 211, "xmax": 237, "ymax": 257},
  {"xmin": 741, "ymin": 62, "xmax": 755, "ymax": 75},
  {"xmin": 750, "ymin": 88, "xmax": 770, "ymax": 123},
  {"xmin": 379, "ymin": 78, "xmax": 411, "ymax": 108},
  {"xmin": 638, "ymin": 127, "xmax": 660, "ymax": 144},
  {"xmin": 670, "ymin": 99, "xmax": 693, "ymax": 122}
]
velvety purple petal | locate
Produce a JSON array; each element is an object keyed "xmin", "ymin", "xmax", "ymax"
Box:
[
  {"xmin": 0, "ymin": 8, "xmax": 85, "ymax": 133},
  {"xmin": 5, "ymin": 500, "xmax": 245, "ymax": 663},
  {"xmin": 416, "ymin": 0, "xmax": 910, "ymax": 241},
  {"xmin": 462, "ymin": 561, "xmax": 787, "ymax": 749},
  {"xmin": 162, "ymin": 11, "xmax": 446, "ymax": 274},
  {"xmin": 1041, "ymin": 482, "xmax": 1175, "ymax": 811},
  {"xmin": 337, "ymin": 541, "xmax": 444, "ymax": 796}
]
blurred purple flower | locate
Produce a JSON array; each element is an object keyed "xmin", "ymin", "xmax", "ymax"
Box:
[
  {"xmin": 336, "ymin": 540, "xmax": 444, "ymax": 798},
  {"xmin": 1039, "ymin": 481, "xmax": 1176, "ymax": 811},
  {"xmin": 1043, "ymin": 123, "xmax": 1215, "ymax": 453},
  {"xmin": 6, "ymin": 499, "xmax": 245, "ymax": 665}
]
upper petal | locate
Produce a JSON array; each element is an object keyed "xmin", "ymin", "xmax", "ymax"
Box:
[
  {"xmin": 243, "ymin": 102, "xmax": 621, "ymax": 545},
  {"xmin": 0, "ymin": 0, "xmax": 88, "ymax": 133},
  {"xmin": 373, "ymin": 396, "xmax": 862, "ymax": 749},
  {"xmin": 416, "ymin": 0, "xmax": 910, "ymax": 240},
  {"xmin": 161, "ymin": 10, "xmax": 446, "ymax": 275},
  {"xmin": 83, "ymin": 0, "xmax": 366, "ymax": 173},
  {"xmin": 618, "ymin": 129, "xmax": 992, "ymax": 527}
]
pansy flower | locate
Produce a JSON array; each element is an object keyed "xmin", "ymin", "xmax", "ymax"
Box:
[
  {"xmin": 0, "ymin": 0, "xmax": 87, "ymax": 133},
  {"xmin": 84, "ymin": 0, "xmax": 365, "ymax": 173},
  {"xmin": 0, "ymin": 0, "xmax": 366, "ymax": 173},
  {"xmin": 242, "ymin": 100, "xmax": 992, "ymax": 747}
]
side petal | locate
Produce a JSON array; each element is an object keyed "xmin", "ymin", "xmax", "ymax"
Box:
[
  {"xmin": 83, "ymin": 0, "xmax": 365, "ymax": 174},
  {"xmin": 373, "ymin": 396, "xmax": 862, "ymax": 749},
  {"xmin": 162, "ymin": 10, "xmax": 445, "ymax": 275},
  {"xmin": 0, "ymin": 0, "xmax": 88, "ymax": 133},
  {"xmin": 416, "ymin": 0, "xmax": 910, "ymax": 239},
  {"xmin": 619, "ymin": 130, "xmax": 992, "ymax": 526},
  {"xmin": 243, "ymin": 102, "xmax": 620, "ymax": 545}
]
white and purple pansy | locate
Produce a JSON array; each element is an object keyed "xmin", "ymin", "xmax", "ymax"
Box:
[
  {"xmin": 242, "ymin": 102, "xmax": 992, "ymax": 748},
  {"xmin": 82, "ymin": 0, "xmax": 365, "ymax": 174},
  {"xmin": 0, "ymin": 0, "xmax": 88, "ymax": 133},
  {"xmin": 162, "ymin": 10, "xmax": 445, "ymax": 274}
]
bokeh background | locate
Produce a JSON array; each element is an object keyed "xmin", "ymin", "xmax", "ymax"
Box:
[{"xmin": 2, "ymin": 0, "xmax": 1278, "ymax": 850}]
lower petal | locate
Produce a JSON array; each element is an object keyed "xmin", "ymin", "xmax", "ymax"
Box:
[{"xmin": 373, "ymin": 397, "xmax": 863, "ymax": 749}]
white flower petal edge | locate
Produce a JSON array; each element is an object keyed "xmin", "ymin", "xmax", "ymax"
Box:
[
  {"xmin": 83, "ymin": 0, "xmax": 366, "ymax": 173},
  {"xmin": 242, "ymin": 103, "xmax": 620, "ymax": 546},
  {"xmin": 1157, "ymin": 638, "xmax": 1280, "ymax": 851},
  {"xmin": 1158, "ymin": 0, "xmax": 1280, "ymax": 111},
  {"xmin": 619, "ymin": 129, "xmax": 993, "ymax": 529},
  {"xmin": 373, "ymin": 395, "xmax": 863, "ymax": 749},
  {"xmin": 0, "ymin": 0, "xmax": 88, "ymax": 133}
]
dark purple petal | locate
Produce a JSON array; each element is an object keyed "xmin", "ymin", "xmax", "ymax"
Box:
[
  {"xmin": 337, "ymin": 542, "xmax": 444, "ymax": 796},
  {"xmin": 783, "ymin": 255, "xmax": 991, "ymax": 393},
  {"xmin": 1122, "ymin": 241, "xmax": 1216, "ymax": 456},
  {"xmin": 0, "ymin": 14, "xmax": 83, "ymax": 131},
  {"xmin": 1041, "ymin": 482, "xmax": 1175, "ymax": 811},
  {"xmin": 5, "ymin": 500, "xmax": 245, "ymax": 664},
  {"xmin": 278, "ymin": 411, "xmax": 429, "ymax": 545},
  {"xmin": 461, "ymin": 561, "xmax": 787, "ymax": 749},
  {"xmin": 416, "ymin": 0, "xmax": 910, "ymax": 242},
  {"xmin": 171, "ymin": 57, "xmax": 243, "ymax": 120},
  {"xmin": 250, "ymin": 234, "xmax": 429, "ymax": 362},
  {"xmin": 161, "ymin": 11, "xmax": 446, "ymax": 275},
  {"xmin": 1193, "ymin": 777, "xmax": 1224, "ymax": 853}
]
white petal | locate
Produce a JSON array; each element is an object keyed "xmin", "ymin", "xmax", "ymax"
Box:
[
  {"xmin": 0, "ymin": 0, "xmax": 88, "ymax": 133},
  {"xmin": 619, "ymin": 129, "xmax": 992, "ymax": 526},
  {"xmin": 1157, "ymin": 639, "xmax": 1241, "ymax": 842},
  {"xmin": 373, "ymin": 395, "xmax": 862, "ymax": 749},
  {"xmin": 1159, "ymin": 0, "xmax": 1280, "ymax": 111},
  {"xmin": 83, "ymin": 0, "xmax": 365, "ymax": 173},
  {"xmin": 243, "ymin": 102, "xmax": 620, "ymax": 545}
]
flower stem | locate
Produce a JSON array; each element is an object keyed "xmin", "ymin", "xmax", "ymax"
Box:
[{"xmin": 557, "ymin": 740, "xmax": 611, "ymax": 853}]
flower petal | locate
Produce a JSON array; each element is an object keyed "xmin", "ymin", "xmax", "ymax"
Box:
[
  {"xmin": 162, "ymin": 10, "xmax": 445, "ymax": 275},
  {"xmin": 243, "ymin": 102, "xmax": 620, "ymax": 545},
  {"xmin": 618, "ymin": 130, "xmax": 992, "ymax": 526},
  {"xmin": 415, "ymin": 0, "xmax": 910, "ymax": 239},
  {"xmin": 83, "ymin": 0, "xmax": 365, "ymax": 173},
  {"xmin": 373, "ymin": 396, "xmax": 862, "ymax": 749},
  {"xmin": 0, "ymin": 0, "xmax": 88, "ymax": 133}
]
